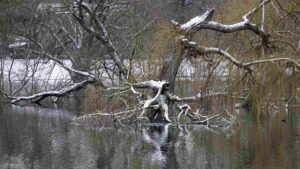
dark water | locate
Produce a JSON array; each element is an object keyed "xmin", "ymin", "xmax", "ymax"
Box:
[{"xmin": 0, "ymin": 104, "xmax": 300, "ymax": 169}]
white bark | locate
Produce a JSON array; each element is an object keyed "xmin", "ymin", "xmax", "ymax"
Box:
[
  {"xmin": 173, "ymin": 0, "xmax": 270, "ymax": 43},
  {"xmin": 169, "ymin": 91, "xmax": 228, "ymax": 102},
  {"xmin": 132, "ymin": 80, "xmax": 168, "ymax": 90},
  {"xmin": 177, "ymin": 104, "xmax": 225, "ymax": 125},
  {"xmin": 137, "ymin": 81, "xmax": 170, "ymax": 121},
  {"xmin": 176, "ymin": 9, "xmax": 214, "ymax": 32}
]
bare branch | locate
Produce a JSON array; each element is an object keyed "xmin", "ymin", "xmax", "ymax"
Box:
[
  {"xmin": 15, "ymin": 48, "xmax": 96, "ymax": 80},
  {"xmin": 72, "ymin": 0, "xmax": 129, "ymax": 76},
  {"xmin": 169, "ymin": 92, "xmax": 228, "ymax": 102},
  {"xmin": 243, "ymin": 58, "xmax": 300, "ymax": 69},
  {"xmin": 10, "ymin": 79, "xmax": 95, "ymax": 104},
  {"xmin": 180, "ymin": 38, "xmax": 251, "ymax": 71},
  {"xmin": 177, "ymin": 104, "xmax": 226, "ymax": 126},
  {"xmin": 131, "ymin": 80, "xmax": 169, "ymax": 90},
  {"xmin": 242, "ymin": 0, "xmax": 270, "ymax": 20},
  {"xmin": 171, "ymin": 8, "xmax": 214, "ymax": 34},
  {"xmin": 180, "ymin": 38, "xmax": 300, "ymax": 70},
  {"xmin": 173, "ymin": 0, "xmax": 270, "ymax": 44}
]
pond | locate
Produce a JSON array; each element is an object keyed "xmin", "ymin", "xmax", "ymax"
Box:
[{"xmin": 0, "ymin": 104, "xmax": 300, "ymax": 169}]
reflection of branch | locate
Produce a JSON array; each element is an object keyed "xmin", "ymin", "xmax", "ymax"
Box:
[
  {"xmin": 142, "ymin": 124, "xmax": 170, "ymax": 147},
  {"xmin": 142, "ymin": 124, "xmax": 170, "ymax": 165}
]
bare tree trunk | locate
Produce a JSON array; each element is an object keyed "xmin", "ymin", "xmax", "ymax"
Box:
[
  {"xmin": 156, "ymin": 51, "xmax": 185, "ymax": 121},
  {"xmin": 160, "ymin": 52, "xmax": 184, "ymax": 93},
  {"xmin": 0, "ymin": 46, "xmax": 4, "ymax": 91}
]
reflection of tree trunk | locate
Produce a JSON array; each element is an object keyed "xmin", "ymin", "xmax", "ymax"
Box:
[{"xmin": 142, "ymin": 124, "xmax": 171, "ymax": 165}]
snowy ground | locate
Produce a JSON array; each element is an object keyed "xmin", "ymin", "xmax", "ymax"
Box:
[
  {"xmin": 0, "ymin": 59, "xmax": 72, "ymax": 95},
  {"xmin": 0, "ymin": 58, "xmax": 229, "ymax": 95},
  {"xmin": 1, "ymin": 59, "xmax": 71, "ymax": 83}
]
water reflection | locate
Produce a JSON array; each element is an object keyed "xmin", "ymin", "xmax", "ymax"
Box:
[
  {"xmin": 142, "ymin": 124, "xmax": 171, "ymax": 166},
  {"xmin": 0, "ymin": 104, "xmax": 300, "ymax": 169}
]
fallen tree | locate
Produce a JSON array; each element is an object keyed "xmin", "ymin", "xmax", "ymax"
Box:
[{"xmin": 71, "ymin": 80, "xmax": 235, "ymax": 126}]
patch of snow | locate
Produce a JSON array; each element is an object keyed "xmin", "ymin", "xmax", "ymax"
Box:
[
  {"xmin": 285, "ymin": 67, "xmax": 293, "ymax": 75},
  {"xmin": 9, "ymin": 42, "xmax": 28, "ymax": 48},
  {"xmin": 2, "ymin": 59, "xmax": 71, "ymax": 85},
  {"xmin": 9, "ymin": 36, "xmax": 30, "ymax": 48},
  {"xmin": 37, "ymin": 3, "xmax": 64, "ymax": 11}
]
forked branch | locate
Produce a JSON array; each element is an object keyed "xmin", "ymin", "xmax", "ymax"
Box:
[{"xmin": 172, "ymin": 0, "xmax": 270, "ymax": 44}]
